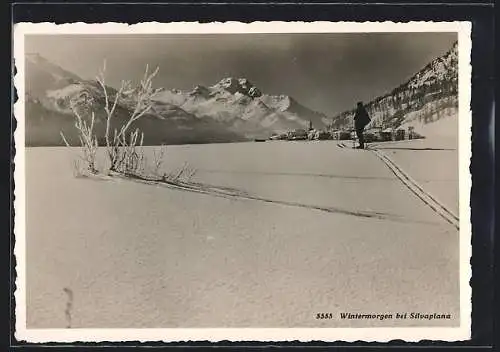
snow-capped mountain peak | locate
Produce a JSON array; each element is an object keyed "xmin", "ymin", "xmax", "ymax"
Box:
[
  {"xmin": 24, "ymin": 55, "xmax": 330, "ymax": 145},
  {"xmin": 210, "ymin": 77, "xmax": 262, "ymax": 98},
  {"xmin": 25, "ymin": 52, "xmax": 83, "ymax": 100}
]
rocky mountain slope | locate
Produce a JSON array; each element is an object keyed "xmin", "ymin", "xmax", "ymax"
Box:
[
  {"xmin": 153, "ymin": 77, "xmax": 329, "ymax": 136},
  {"xmin": 23, "ymin": 55, "xmax": 329, "ymax": 146},
  {"xmin": 330, "ymin": 41, "xmax": 458, "ymax": 132}
]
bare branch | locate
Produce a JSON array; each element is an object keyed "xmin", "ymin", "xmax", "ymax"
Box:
[
  {"xmin": 64, "ymin": 62, "xmax": 167, "ymax": 178},
  {"xmin": 60, "ymin": 131, "xmax": 72, "ymax": 148}
]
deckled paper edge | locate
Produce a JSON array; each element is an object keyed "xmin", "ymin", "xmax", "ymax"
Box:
[{"xmin": 12, "ymin": 20, "xmax": 472, "ymax": 343}]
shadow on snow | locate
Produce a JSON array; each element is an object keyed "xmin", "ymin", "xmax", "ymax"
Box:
[{"xmin": 79, "ymin": 171, "xmax": 442, "ymax": 227}]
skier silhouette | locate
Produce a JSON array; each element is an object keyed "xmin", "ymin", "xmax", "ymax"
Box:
[{"xmin": 353, "ymin": 101, "xmax": 371, "ymax": 149}]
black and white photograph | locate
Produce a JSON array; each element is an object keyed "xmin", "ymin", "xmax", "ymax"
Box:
[{"xmin": 13, "ymin": 22, "xmax": 472, "ymax": 342}]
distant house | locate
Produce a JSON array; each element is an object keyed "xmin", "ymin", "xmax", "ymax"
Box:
[
  {"xmin": 269, "ymin": 132, "xmax": 287, "ymax": 140},
  {"xmin": 331, "ymin": 130, "xmax": 351, "ymax": 140},
  {"xmin": 307, "ymin": 130, "xmax": 331, "ymax": 141},
  {"xmin": 307, "ymin": 129, "xmax": 317, "ymax": 140},
  {"xmin": 366, "ymin": 127, "xmax": 383, "ymax": 143},
  {"xmin": 316, "ymin": 130, "xmax": 332, "ymax": 140},
  {"xmin": 288, "ymin": 129, "xmax": 308, "ymax": 140},
  {"xmin": 395, "ymin": 128, "xmax": 406, "ymax": 141},
  {"xmin": 381, "ymin": 128, "xmax": 394, "ymax": 141}
]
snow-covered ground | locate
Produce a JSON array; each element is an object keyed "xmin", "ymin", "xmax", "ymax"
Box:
[
  {"xmin": 24, "ymin": 141, "xmax": 459, "ymax": 328},
  {"xmin": 374, "ymin": 112, "xmax": 459, "ymax": 214},
  {"xmin": 400, "ymin": 106, "xmax": 458, "ymax": 143}
]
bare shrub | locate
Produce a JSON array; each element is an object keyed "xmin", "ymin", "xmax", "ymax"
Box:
[
  {"xmin": 61, "ymin": 61, "xmax": 164, "ymax": 178},
  {"xmin": 96, "ymin": 60, "xmax": 161, "ymax": 174},
  {"xmin": 162, "ymin": 162, "xmax": 198, "ymax": 183},
  {"xmin": 151, "ymin": 144, "xmax": 167, "ymax": 177},
  {"xmin": 60, "ymin": 96, "xmax": 99, "ymax": 175},
  {"xmin": 60, "ymin": 62, "xmax": 201, "ymax": 186},
  {"xmin": 112, "ymin": 128, "xmax": 146, "ymax": 175},
  {"xmin": 69, "ymin": 159, "xmax": 84, "ymax": 178}
]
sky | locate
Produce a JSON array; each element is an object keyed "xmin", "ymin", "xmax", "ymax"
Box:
[{"xmin": 25, "ymin": 32, "xmax": 457, "ymax": 116}]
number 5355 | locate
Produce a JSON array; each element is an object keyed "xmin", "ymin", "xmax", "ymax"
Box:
[{"xmin": 316, "ymin": 313, "xmax": 333, "ymax": 319}]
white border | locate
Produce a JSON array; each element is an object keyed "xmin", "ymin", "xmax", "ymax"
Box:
[{"xmin": 13, "ymin": 21, "xmax": 472, "ymax": 343}]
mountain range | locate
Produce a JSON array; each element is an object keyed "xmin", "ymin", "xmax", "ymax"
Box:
[
  {"xmin": 23, "ymin": 53, "xmax": 329, "ymax": 146},
  {"xmin": 331, "ymin": 41, "xmax": 458, "ymax": 131},
  {"xmin": 22, "ymin": 41, "xmax": 458, "ymax": 146}
]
